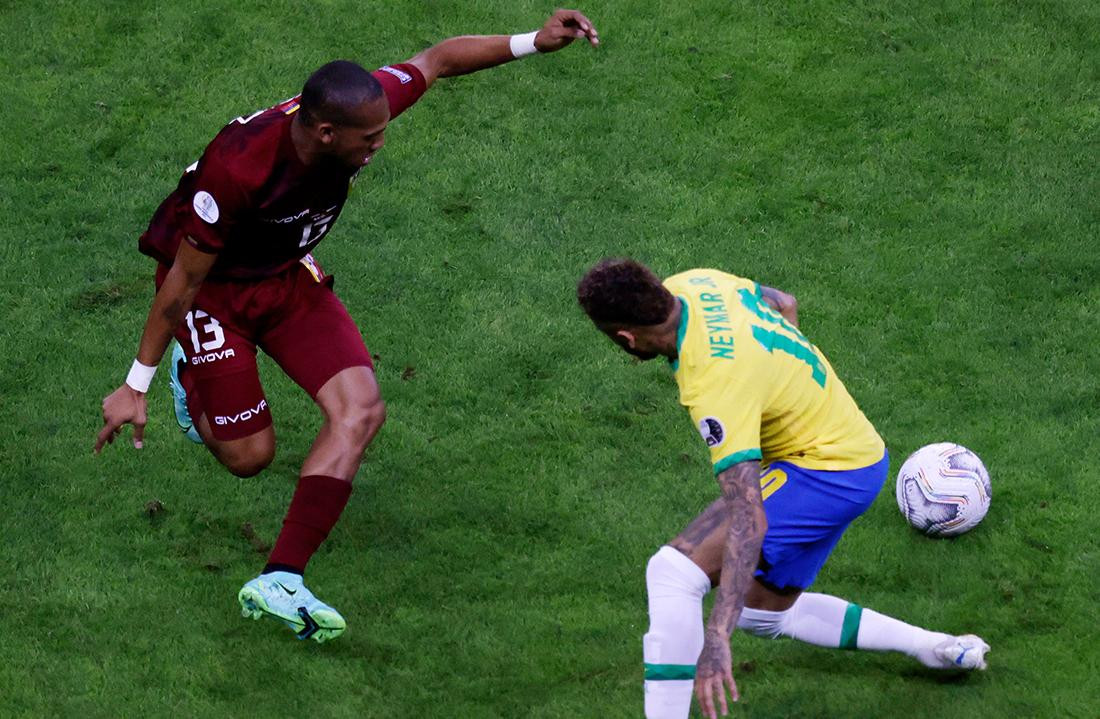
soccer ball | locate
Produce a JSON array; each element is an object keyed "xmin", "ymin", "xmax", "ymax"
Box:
[{"xmin": 895, "ymin": 443, "xmax": 991, "ymax": 537}]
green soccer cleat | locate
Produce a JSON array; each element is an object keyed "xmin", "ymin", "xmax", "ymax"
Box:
[
  {"xmin": 169, "ymin": 341, "xmax": 203, "ymax": 444},
  {"xmin": 238, "ymin": 571, "xmax": 346, "ymax": 643}
]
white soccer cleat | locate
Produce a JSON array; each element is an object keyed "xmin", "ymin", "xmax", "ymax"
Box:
[{"xmin": 934, "ymin": 634, "xmax": 990, "ymax": 670}]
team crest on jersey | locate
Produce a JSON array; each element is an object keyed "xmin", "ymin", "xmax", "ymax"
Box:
[
  {"xmin": 193, "ymin": 191, "xmax": 220, "ymax": 224},
  {"xmin": 698, "ymin": 417, "xmax": 726, "ymax": 448}
]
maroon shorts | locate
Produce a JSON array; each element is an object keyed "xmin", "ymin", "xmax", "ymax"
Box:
[{"xmin": 157, "ymin": 256, "xmax": 373, "ymax": 441}]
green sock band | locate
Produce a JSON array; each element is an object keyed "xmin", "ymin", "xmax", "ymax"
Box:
[
  {"xmin": 840, "ymin": 603, "xmax": 862, "ymax": 650},
  {"xmin": 644, "ymin": 663, "xmax": 696, "ymax": 680}
]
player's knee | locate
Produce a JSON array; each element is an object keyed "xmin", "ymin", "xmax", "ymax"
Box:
[
  {"xmin": 335, "ymin": 395, "xmax": 386, "ymax": 448},
  {"xmin": 646, "ymin": 550, "xmax": 670, "ymax": 588},
  {"xmin": 219, "ymin": 436, "xmax": 276, "ymax": 478},
  {"xmin": 646, "ymin": 546, "xmax": 710, "ymax": 599},
  {"xmin": 227, "ymin": 458, "xmax": 269, "ymax": 478},
  {"xmin": 737, "ymin": 606, "xmax": 789, "ymax": 640},
  {"xmin": 366, "ymin": 396, "xmax": 387, "ymax": 432},
  {"xmin": 224, "ymin": 451, "xmax": 274, "ymax": 478},
  {"xmin": 356, "ymin": 395, "xmax": 386, "ymax": 439}
]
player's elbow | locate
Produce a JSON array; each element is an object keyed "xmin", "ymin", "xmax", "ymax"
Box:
[
  {"xmin": 775, "ymin": 291, "xmax": 797, "ymax": 314},
  {"xmin": 716, "ymin": 495, "xmax": 767, "ymax": 544},
  {"xmin": 772, "ymin": 291, "xmax": 799, "ymax": 328},
  {"xmin": 753, "ymin": 506, "xmax": 768, "ymax": 544},
  {"xmin": 728, "ymin": 496, "xmax": 767, "ymax": 545},
  {"xmin": 407, "ymin": 43, "xmax": 453, "ymax": 87}
]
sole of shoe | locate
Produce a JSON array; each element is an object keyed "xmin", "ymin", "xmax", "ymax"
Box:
[
  {"xmin": 304, "ymin": 608, "xmax": 346, "ymax": 643},
  {"xmin": 237, "ymin": 587, "xmax": 345, "ymax": 643}
]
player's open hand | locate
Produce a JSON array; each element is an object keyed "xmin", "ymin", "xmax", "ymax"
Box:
[
  {"xmin": 694, "ymin": 635, "xmax": 739, "ymax": 718},
  {"xmin": 534, "ymin": 9, "xmax": 599, "ymax": 52},
  {"xmin": 95, "ymin": 384, "xmax": 148, "ymax": 452}
]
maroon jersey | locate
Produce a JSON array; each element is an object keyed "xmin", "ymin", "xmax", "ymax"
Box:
[{"xmin": 140, "ymin": 63, "xmax": 427, "ymax": 280}]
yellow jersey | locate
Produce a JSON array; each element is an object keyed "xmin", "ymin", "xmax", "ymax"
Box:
[{"xmin": 663, "ymin": 269, "xmax": 884, "ymax": 474}]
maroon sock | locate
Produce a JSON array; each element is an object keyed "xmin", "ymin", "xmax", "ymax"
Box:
[{"xmin": 265, "ymin": 475, "xmax": 353, "ymax": 575}]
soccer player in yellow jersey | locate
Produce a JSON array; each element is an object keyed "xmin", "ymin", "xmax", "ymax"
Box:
[{"xmin": 577, "ymin": 259, "xmax": 989, "ymax": 719}]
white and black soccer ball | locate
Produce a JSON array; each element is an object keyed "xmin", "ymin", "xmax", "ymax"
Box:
[{"xmin": 895, "ymin": 443, "xmax": 991, "ymax": 537}]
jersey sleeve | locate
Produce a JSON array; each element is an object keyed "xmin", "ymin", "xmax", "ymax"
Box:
[
  {"xmin": 684, "ymin": 361, "xmax": 765, "ymax": 475},
  {"xmin": 372, "ymin": 63, "xmax": 428, "ymax": 120},
  {"xmin": 178, "ymin": 152, "xmax": 251, "ymax": 255}
]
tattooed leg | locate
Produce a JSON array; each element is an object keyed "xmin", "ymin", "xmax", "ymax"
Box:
[{"xmin": 668, "ymin": 497, "xmax": 729, "ymax": 584}]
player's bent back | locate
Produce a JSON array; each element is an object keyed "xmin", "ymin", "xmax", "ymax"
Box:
[{"xmin": 663, "ymin": 269, "xmax": 884, "ymax": 476}]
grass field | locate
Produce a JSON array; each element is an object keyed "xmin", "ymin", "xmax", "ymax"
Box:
[{"xmin": 2, "ymin": 0, "xmax": 1098, "ymax": 716}]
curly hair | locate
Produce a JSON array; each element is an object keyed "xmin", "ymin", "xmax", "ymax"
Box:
[{"xmin": 577, "ymin": 258, "xmax": 674, "ymax": 327}]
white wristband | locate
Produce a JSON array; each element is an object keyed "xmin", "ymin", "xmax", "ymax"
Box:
[
  {"xmin": 125, "ymin": 359, "xmax": 157, "ymax": 393},
  {"xmin": 509, "ymin": 31, "xmax": 539, "ymax": 58}
]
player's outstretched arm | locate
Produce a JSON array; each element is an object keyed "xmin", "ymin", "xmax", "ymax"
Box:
[
  {"xmin": 94, "ymin": 241, "xmax": 216, "ymax": 453},
  {"xmin": 406, "ymin": 9, "xmax": 599, "ymax": 88},
  {"xmin": 760, "ymin": 285, "xmax": 799, "ymax": 328},
  {"xmin": 694, "ymin": 460, "xmax": 767, "ymax": 719}
]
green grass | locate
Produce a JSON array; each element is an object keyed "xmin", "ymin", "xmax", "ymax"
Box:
[{"xmin": 2, "ymin": 0, "xmax": 1098, "ymax": 716}]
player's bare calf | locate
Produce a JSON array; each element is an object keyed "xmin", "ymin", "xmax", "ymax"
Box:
[{"xmin": 96, "ymin": 8, "xmax": 601, "ymax": 644}]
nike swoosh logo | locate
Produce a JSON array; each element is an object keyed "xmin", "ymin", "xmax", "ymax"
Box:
[{"xmin": 276, "ymin": 582, "xmax": 298, "ymax": 596}]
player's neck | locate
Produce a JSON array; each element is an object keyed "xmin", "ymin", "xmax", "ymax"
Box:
[
  {"xmin": 289, "ymin": 114, "xmax": 322, "ymax": 166},
  {"xmin": 637, "ymin": 303, "xmax": 682, "ymax": 359},
  {"xmin": 657, "ymin": 301, "xmax": 682, "ymax": 359}
]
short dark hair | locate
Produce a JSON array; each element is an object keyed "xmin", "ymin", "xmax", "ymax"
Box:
[
  {"xmin": 299, "ymin": 60, "xmax": 384, "ymax": 126},
  {"xmin": 577, "ymin": 258, "xmax": 675, "ymax": 327}
]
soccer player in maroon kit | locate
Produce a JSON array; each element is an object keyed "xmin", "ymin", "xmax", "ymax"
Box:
[{"xmin": 95, "ymin": 10, "xmax": 600, "ymax": 642}]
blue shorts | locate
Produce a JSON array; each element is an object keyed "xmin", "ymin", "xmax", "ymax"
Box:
[{"xmin": 754, "ymin": 451, "xmax": 889, "ymax": 594}]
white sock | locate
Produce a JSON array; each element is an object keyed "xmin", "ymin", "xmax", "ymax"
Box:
[
  {"xmin": 854, "ymin": 605, "xmax": 953, "ymax": 668},
  {"xmin": 739, "ymin": 592, "xmax": 953, "ymax": 668},
  {"xmin": 740, "ymin": 595, "xmax": 842, "ymax": 644},
  {"xmin": 643, "ymin": 546, "xmax": 711, "ymax": 719}
]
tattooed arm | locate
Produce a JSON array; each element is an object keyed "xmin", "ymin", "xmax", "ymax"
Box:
[
  {"xmin": 95, "ymin": 240, "xmax": 216, "ymax": 452},
  {"xmin": 694, "ymin": 459, "xmax": 767, "ymax": 719}
]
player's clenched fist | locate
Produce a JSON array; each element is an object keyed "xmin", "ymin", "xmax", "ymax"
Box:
[{"xmin": 535, "ymin": 9, "xmax": 600, "ymax": 52}]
